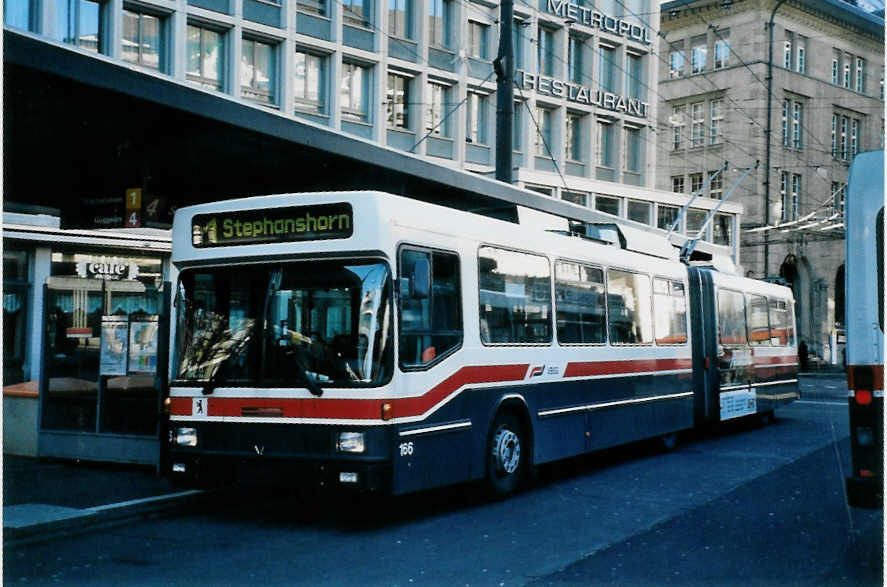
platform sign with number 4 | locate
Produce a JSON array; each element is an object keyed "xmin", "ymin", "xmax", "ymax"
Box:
[{"xmin": 125, "ymin": 188, "xmax": 141, "ymax": 228}]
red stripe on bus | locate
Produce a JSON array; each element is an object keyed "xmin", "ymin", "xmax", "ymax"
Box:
[
  {"xmin": 753, "ymin": 355, "xmax": 798, "ymax": 366},
  {"xmin": 169, "ymin": 363, "xmax": 530, "ymax": 420},
  {"xmin": 563, "ymin": 358, "xmax": 692, "ymax": 378}
]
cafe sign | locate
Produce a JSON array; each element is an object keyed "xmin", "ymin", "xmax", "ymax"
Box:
[
  {"xmin": 546, "ymin": 0, "xmax": 653, "ymax": 45},
  {"xmin": 518, "ymin": 71, "xmax": 649, "ymax": 118},
  {"xmin": 76, "ymin": 256, "xmax": 140, "ymax": 281}
]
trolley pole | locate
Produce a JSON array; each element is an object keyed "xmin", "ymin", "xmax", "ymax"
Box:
[{"xmin": 494, "ymin": 0, "xmax": 515, "ymax": 184}]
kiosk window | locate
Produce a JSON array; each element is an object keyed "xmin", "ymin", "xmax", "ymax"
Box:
[{"xmin": 399, "ymin": 248, "xmax": 462, "ymax": 367}]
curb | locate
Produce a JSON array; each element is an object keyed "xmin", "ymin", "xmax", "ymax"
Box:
[{"xmin": 3, "ymin": 489, "xmax": 210, "ymax": 548}]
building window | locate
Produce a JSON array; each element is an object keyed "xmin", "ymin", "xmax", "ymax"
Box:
[
  {"xmin": 186, "ymin": 24, "xmax": 224, "ymax": 91},
  {"xmin": 466, "ymin": 91, "xmax": 488, "ymax": 144},
  {"xmin": 851, "ymin": 118, "xmax": 859, "ymax": 157},
  {"xmin": 856, "ymin": 58, "xmax": 865, "ymax": 93},
  {"xmin": 686, "ymin": 209, "xmax": 708, "ymax": 239},
  {"xmin": 690, "ymin": 101, "xmax": 704, "ymax": 148},
  {"xmin": 840, "ymin": 115, "xmax": 848, "ymax": 160},
  {"xmin": 343, "ymin": 0, "xmax": 371, "ymax": 28},
  {"xmin": 691, "ymin": 36, "xmax": 706, "ymax": 74},
  {"xmin": 780, "ymin": 171, "xmax": 800, "ymax": 221},
  {"xmin": 52, "ymin": 0, "xmax": 105, "ymax": 53},
  {"xmin": 568, "ymin": 35, "xmax": 584, "ymax": 84},
  {"xmin": 709, "ymin": 98, "xmax": 723, "ymax": 145},
  {"xmin": 713, "ymin": 34, "xmax": 729, "ymax": 70},
  {"xmin": 831, "ymin": 54, "xmax": 840, "ymax": 85},
  {"xmin": 782, "ymin": 99, "xmax": 790, "ymax": 147},
  {"xmin": 425, "ymin": 81, "xmax": 452, "ymax": 137},
  {"xmin": 565, "ymin": 112, "xmax": 582, "ymax": 162},
  {"xmin": 672, "ymin": 175, "xmax": 685, "ymax": 193},
  {"xmin": 783, "ymin": 31, "xmax": 793, "ymax": 69},
  {"xmin": 534, "ymin": 106, "xmax": 552, "ymax": 157},
  {"xmin": 241, "ymin": 38, "xmax": 276, "ymax": 105},
  {"xmin": 297, "ymin": 0, "xmax": 325, "ymax": 16},
  {"xmin": 512, "ymin": 19, "xmax": 524, "ymax": 69},
  {"xmin": 796, "ymin": 36, "xmax": 806, "ymax": 73},
  {"xmin": 598, "ymin": 45, "xmax": 618, "ymax": 93},
  {"xmin": 709, "ymin": 170, "xmax": 723, "ymax": 199},
  {"xmin": 626, "ymin": 53, "xmax": 643, "ymax": 100},
  {"xmin": 832, "ymin": 181, "xmax": 846, "ymax": 214},
  {"xmin": 468, "ymin": 21, "xmax": 488, "ymax": 60},
  {"xmin": 526, "ymin": 185, "xmax": 553, "ymax": 197},
  {"xmin": 388, "ymin": 0, "xmax": 411, "ymax": 39},
  {"xmin": 4, "ymin": 0, "xmax": 35, "ymax": 31},
  {"xmin": 596, "ymin": 120, "xmax": 614, "ymax": 168},
  {"xmin": 713, "ymin": 214, "xmax": 732, "ymax": 246},
  {"xmin": 428, "ymin": 0, "xmax": 451, "ymax": 48},
  {"xmin": 831, "ymin": 113, "xmax": 839, "ymax": 158},
  {"xmin": 387, "ymin": 72, "xmax": 412, "ymax": 130},
  {"xmin": 341, "ymin": 62, "xmax": 370, "ymax": 123},
  {"xmin": 669, "ymin": 48, "xmax": 685, "ymax": 78},
  {"xmin": 561, "ymin": 191, "xmax": 587, "ymax": 206},
  {"xmin": 294, "ymin": 50, "xmax": 326, "ymax": 114},
  {"xmin": 672, "ymin": 104, "xmax": 685, "ymax": 150},
  {"xmin": 791, "ymin": 102, "xmax": 803, "ymax": 149},
  {"xmin": 624, "ymin": 127, "xmax": 641, "ymax": 173},
  {"xmin": 627, "ymin": 200, "xmax": 651, "ymax": 224},
  {"xmin": 657, "ymin": 204, "xmax": 679, "ymax": 230},
  {"xmin": 595, "ymin": 195, "xmax": 621, "ymax": 216},
  {"xmin": 538, "ymin": 26, "xmax": 555, "ymax": 77},
  {"xmin": 843, "ymin": 59, "xmax": 851, "ymax": 89},
  {"xmin": 122, "ymin": 8, "xmax": 163, "ymax": 71},
  {"xmin": 690, "ymin": 172, "xmax": 703, "ymax": 194}
]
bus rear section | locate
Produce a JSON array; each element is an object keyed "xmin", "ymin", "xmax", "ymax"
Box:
[
  {"xmin": 844, "ymin": 151, "xmax": 884, "ymax": 509},
  {"xmin": 688, "ymin": 267, "xmax": 799, "ymax": 428}
]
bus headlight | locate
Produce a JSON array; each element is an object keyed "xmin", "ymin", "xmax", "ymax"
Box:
[
  {"xmin": 336, "ymin": 431, "xmax": 365, "ymax": 453},
  {"xmin": 174, "ymin": 427, "xmax": 198, "ymax": 447}
]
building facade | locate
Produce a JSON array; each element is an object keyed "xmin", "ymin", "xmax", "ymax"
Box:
[
  {"xmin": 5, "ymin": 0, "xmax": 741, "ymax": 244},
  {"xmin": 657, "ymin": 0, "xmax": 884, "ymax": 364}
]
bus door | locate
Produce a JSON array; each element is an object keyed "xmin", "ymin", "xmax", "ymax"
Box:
[
  {"xmin": 688, "ymin": 267, "xmax": 719, "ymax": 426},
  {"xmin": 714, "ymin": 287, "xmax": 756, "ymax": 422}
]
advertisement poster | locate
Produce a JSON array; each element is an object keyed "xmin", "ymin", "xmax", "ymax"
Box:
[
  {"xmin": 128, "ymin": 320, "xmax": 159, "ymax": 374},
  {"xmin": 99, "ymin": 318, "xmax": 129, "ymax": 376}
]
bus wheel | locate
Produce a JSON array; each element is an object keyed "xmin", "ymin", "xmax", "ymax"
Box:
[{"xmin": 487, "ymin": 411, "xmax": 525, "ymax": 498}]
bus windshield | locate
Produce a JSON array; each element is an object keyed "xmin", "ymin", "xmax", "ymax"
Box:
[{"xmin": 173, "ymin": 260, "xmax": 392, "ymax": 388}]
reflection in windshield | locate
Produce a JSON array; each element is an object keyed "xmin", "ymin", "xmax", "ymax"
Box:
[{"xmin": 174, "ymin": 261, "xmax": 392, "ymax": 388}]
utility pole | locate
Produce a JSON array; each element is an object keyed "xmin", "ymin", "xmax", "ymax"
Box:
[{"xmin": 494, "ymin": 0, "xmax": 514, "ymax": 184}]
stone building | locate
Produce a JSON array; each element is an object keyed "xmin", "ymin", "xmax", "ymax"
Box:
[{"xmin": 657, "ymin": 0, "xmax": 884, "ymax": 363}]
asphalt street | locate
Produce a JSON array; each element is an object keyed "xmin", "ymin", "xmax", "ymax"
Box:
[{"xmin": 4, "ymin": 375, "xmax": 882, "ymax": 586}]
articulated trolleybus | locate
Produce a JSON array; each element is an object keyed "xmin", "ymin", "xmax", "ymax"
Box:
[
  {"xmin": 166, "ymin": 192, "xmax": 798, "ymax": 496},
  {"xmin": 844, "ymin": 151, "xmax": 885, "ymax": 508}
]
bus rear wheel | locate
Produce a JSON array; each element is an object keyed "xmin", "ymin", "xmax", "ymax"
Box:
[{"xmin": 486, "ymin": 411, "xmax": 525, "ymax": 498}]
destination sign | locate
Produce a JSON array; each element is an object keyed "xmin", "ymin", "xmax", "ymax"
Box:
[
  {"xmin": 545, "ymin": 0, "xmax": 652, "ymax": 45},
  {"xmin": 191, "ymin": 203, "xmax": 353, "ymax": 247}
]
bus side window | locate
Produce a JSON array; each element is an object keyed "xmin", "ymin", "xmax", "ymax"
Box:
[
  {"xmin": 717, "ymin": 290, "xmax": 748, "ymax": 345},
  {"xmin": 746, "ymin": 294, "xmax": 771, "ymax": 346},
  {"xmin": 399, "ymin": 248, "xmax": 462, "ymax": 368}
]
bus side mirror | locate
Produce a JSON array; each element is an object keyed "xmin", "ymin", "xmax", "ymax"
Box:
[{"xmin": 410, "ymin": 256, "xmax": 431, "ymax": 299}]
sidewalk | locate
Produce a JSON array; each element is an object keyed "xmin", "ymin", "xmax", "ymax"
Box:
[{"xmin": 3, "ymin": 455, "xmax": 205, "ymax": 546}]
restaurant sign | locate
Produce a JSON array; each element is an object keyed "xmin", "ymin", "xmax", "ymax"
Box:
[{"xmin": 517, "ymin": 71, "xmax": 649, "ymax": 119}]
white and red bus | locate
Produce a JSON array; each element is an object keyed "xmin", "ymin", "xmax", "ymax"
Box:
[
  {"xmin": 165, "ymin": 192, "xmax": 798, "ymax": 496},
  {"xmin": 844, "ymin": 151, "xmax": 885, "ymax": 508}
]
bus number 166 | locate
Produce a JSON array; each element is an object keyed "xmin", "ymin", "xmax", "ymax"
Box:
[{"xmin": 399, "ymin": 442, "xmax": 414, "ymax": 456}]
